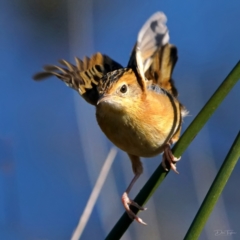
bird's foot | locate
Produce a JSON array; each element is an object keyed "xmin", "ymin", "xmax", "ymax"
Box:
[
  {"xmin": 121, "ymin": 192, "xmax": 147, "ymax": 225},
  {"xmin": 162, "ymin": 143, "xmax": 181, "ymax": 174}
]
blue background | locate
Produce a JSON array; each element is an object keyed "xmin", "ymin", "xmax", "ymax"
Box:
[{"xmin": 0, "ymin": 0, "xmax": 239, "ymax": 239}]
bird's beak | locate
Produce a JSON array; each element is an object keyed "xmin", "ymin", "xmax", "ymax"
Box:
[{"xmin": 97, "ymin": 94, "xmax": 112, "ymax": 105}]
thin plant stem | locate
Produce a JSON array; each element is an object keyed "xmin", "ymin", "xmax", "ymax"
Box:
[
  {"xmin": 105, "ymin": 61, "xmax": 240, "ymax": 240},
  {"xmin": 71, "ymin": 147, "xmax": 117, "ymax": 240},
  {"xmin": 184, "ymin": 131, "xmax": 240, "ymax": 240}
]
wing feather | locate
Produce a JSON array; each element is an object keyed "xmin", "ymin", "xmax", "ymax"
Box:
[
  {"xmin": 145, "ymin": 44, "xmax": 178, "ymax": 96},
  {"xmin": 128, "ymin": 12, "xmax": 170, "ymax": 92},
  {"xmin": 33, "ymin": 53, "xmax": 123, "ymax": 105}
]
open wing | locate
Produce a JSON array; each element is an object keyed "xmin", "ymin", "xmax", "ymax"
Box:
[
  {"xmin": 33, "ymin": 53, "xmax": 123, "ymax": 105},
  {"xmin": 145, "ymin": 44, "xmax": 178, "ymax": 97},
  {"xmin": 127, "ymin": 12, "xmax": 178, "ymax": 96}
]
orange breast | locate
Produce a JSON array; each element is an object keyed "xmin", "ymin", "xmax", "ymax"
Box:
[{"xmin": 96, "ymin": 90, "xmax": 179, "ymax": 157}]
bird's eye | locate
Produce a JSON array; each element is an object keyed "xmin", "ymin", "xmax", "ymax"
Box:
[{"xmin": 120, "ymin": 84, "xmax": 128, "ymax": 93}]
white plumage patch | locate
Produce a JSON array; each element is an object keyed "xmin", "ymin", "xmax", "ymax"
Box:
[
  {"xmin": 136, "ymin": 12, "xmax": 170, "ymax": 80},
  {"xmin": 181, "ymin": 108, "xmax": 189, "ymax": 118}
]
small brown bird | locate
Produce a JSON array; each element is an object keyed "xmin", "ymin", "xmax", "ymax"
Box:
[{"xmin": 33, "ymin": 12, "xmax": 187, "ymax": 225}]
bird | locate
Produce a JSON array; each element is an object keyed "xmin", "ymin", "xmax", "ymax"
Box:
[{"xmin": 33, "ymin": 12, "xmax": 187, "ymax": 225}]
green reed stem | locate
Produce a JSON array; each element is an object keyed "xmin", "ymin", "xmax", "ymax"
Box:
[{"xmin": 105, "ymin": 61, "xmax": 240, "ymax": 240}]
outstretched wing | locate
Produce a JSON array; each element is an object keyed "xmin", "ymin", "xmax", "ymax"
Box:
[
  {"xmin": 127, "ymin": 12, "xmax": 169, "ymax": 91},
  {"xmin": 145, "ymin": 44, "xmax": 178, "ymax": 97},
  {"xmin": 127, "ymin": 12, "xmax": 178, "ymax": 96},
  {"xmin": 33, "ymin": 53, "xmax": 123, "ymax": 105}
]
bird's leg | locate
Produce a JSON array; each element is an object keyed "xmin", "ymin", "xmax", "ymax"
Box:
[
  {"xmin": 162, "ymin": 142, "xmax": 181, "ymax": 174},
  {"xmin": 122, "ymin": 154, "xmax": 147, "ymax": 225}
]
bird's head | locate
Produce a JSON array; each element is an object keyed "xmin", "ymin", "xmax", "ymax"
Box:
[{"xmin": 97, "ymin": 68, "xmax": 143, "ymax": 112}]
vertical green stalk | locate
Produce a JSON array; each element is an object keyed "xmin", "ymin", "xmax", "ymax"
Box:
[
  {"xmin": 184, "ymin": 131, "xmax": 240, "ymax": 240},
  {"xmin": 105, "ymin": 61, "xmax": 240, "ymax": 240},
  {"xmin": 173, "ymin": 61, "xmax": 240, "ymax": 158}
]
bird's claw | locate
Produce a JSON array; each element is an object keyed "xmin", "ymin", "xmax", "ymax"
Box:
[
  {"xmin": 122, "ymin": 192, "xmax": 147, "ymax": 225},
  {"xmin": 162, "ymin": 144, "xmax": 181, "ymax": 174}
]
